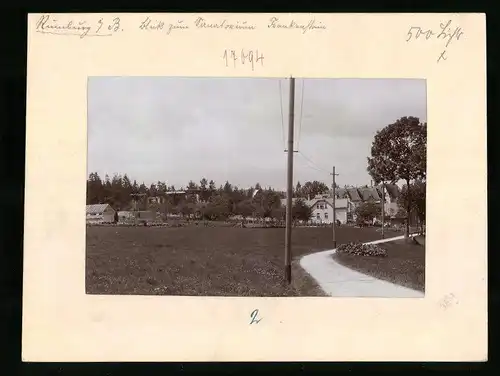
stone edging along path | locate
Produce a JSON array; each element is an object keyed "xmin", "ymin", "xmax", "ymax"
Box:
[{"xmin": 299, "ymin": 234, "xmax": 425, "ymax": 298}]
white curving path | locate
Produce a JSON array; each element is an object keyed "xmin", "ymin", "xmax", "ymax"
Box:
[{"xmin": 299, "ymin": 234, "xmax": 425, "ymax": 298}]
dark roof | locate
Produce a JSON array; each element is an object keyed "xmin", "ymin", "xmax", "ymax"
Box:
[
  {"xmin": 335, "ymin": 188, "xmax": 348, "ymax": 199},
  {"xmin": 373, "ymin": 183, "xmax": 400, "ymax": 200},
  {"xmin": 358, "ymin": 187, "xmax": 381, "ymax": 201},
  {"xmin": 347, "ymin": 188, "xmax": 363, "ymax": 202},
  {"xmin": 384, "ymin": 184, "xmax": 400, "ymax": 199},
  {"xmin": 282, "ymin": 184, "xmax": 400, "ymax": 206}
]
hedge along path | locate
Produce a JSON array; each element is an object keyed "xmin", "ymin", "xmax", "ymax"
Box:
[{"xmin": 299, "ymin": 234, "xmax": 424, "ymax": 298}]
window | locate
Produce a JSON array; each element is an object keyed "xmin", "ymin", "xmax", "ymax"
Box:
[
  {"xmin": 317, "ymin": 204, "xmax": 320, "ymax": 209},
  {"xmin": 316, "ymin": 213, "xmax": 320, "ymax": 219},
  {"xmin": 324, "ymin": 212, "xmax": 328, "ymax": 219}
]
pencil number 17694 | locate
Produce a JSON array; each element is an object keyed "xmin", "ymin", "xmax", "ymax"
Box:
[{"xmin": 222, "ymin": 49, "xmax": 265, "ymax": 70}]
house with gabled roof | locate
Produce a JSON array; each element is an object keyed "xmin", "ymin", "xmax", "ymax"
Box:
[
  {"xmin": 334, "ymin": 183, "xmax": 402, "ymax": 220},
  {"xmin": 86, "ymin": 203, "xmax": 116, "ymax": 224}
]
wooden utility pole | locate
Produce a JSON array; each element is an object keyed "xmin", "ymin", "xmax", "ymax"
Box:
[
  {"xmin": 331, "ymin": 166, "xmax": 339, "ymax": 248},
  {"xmin": 284, "ymin": 76, "xmax": 295, "ymax": 284},
  {"xmin": 381, "ymin": 182, "xmax": 385, "ymax": 239}
]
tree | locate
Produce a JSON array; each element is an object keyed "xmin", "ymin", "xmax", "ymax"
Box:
[
  {"xmin": 204, "ymin": 194, "xmax": 231, "ymax": 221},
  {"xmin": 177, "ymin": 203, "xmax": 191, "ymax": 219},
  {"xmin": 367, "ymin": 116, "xmax": 427, "ymax": 238},
  {"xmin": 87, "ymin": 172, "xmax": 104, "ymax": 204},
  {"xmin": 292, "ymin": 199, "xmax": 312, "ymax": 223},
  {"xmin": 398, "ymin": 180, "xmax": 426, "ymax": 233},
  {"xmin": 199, "ymin": 178, "xmax": 210, "ymax": 202},
  {"xmin": 270, "ymin": 206, "xmax": 286, "ymax": 224},
  {"xmin": 295, "ymin": 180, "xmax": 330, "ymax": 199},
  {"xmin": 186, "ymin": 180, "xmax": 197, "ymax": 190},
  {"xmin": 295, "ymin": 182, "xmax": 302, "ymax": 197},
  {"xmin": 354, "ymin": 201, "xmax": 380, "ymax": 224},
  {"xmin": 200, "ymin": 178, "xmax": 208, "ymax": 190},
  {"xmin": 223, "ymin": 181, "xmax": 233, "ymax": 194},
  {"xmin": 208, "ymin": 180, "xmax": 216, "ymax": 191},
  {"xmin": 235, "ymin": 199, "xmax": 255, "ymax": 220},
  {"xmin": 156, "ymin": 181, "xmax": 167, "ymax": 195}
]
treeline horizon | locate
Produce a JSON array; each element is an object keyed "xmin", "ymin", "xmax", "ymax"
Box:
[{"xmin": 86, "ymin": 171, "xmax": 335, "ymax": 221}]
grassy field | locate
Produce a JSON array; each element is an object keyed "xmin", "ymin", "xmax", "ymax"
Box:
[
  {"xmin": 333, "ymin": 238, "xmax": 425, "ymax": 292},
  {"xmin": 86, "ymin": 225, "xmax": 398, "ymax": 296}
]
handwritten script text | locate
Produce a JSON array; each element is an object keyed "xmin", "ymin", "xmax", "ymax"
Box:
[
  {"xmin": 35, "ymin": 14, "xmax": 122, "ymax": 38},
  {"xmin": 139, "ymin": 16, "xmax": 189, "ymax": 35},
  {"xmin": 34, "ymin": 14, "xmax": 328, "ymax": 39},
  {"xmin": 268, "ymin": 17, "xmax": 326, "ymax": 34},
  {"xmin": 406, "ymin": 20, "xmax": 464, "ymax": 63}
]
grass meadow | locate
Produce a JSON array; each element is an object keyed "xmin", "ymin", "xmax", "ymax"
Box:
[{"xmin": 86, "ymin": 225, "xmax": 402, "ymax": 296}]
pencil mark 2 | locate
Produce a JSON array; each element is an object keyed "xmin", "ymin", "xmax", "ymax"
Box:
[{"xmin": 249, "ymin": 309, "xmax": 262, "ymax": 324}]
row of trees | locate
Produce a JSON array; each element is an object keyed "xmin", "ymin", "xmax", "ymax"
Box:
[
  {"xmin": 87, "ymin": 173, "xmax": 317, "ymax": 222},
  {"xmin": 367, "ymin": 116, "xmax": 427, "ymax": 235}
]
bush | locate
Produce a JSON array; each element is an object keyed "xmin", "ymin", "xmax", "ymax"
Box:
[{"xmin": 336, "ymin": 242, "xmax": 387, "ymax": 257}]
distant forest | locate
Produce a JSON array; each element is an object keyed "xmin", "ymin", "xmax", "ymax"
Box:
[{"xmin": 86, "ymin": 172, "xmax": 335, "ymax": 221}]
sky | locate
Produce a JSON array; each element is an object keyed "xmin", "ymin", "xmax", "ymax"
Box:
[{"xmin": 87, "ymin": 77, "xmax": 427, "ymax": 191}]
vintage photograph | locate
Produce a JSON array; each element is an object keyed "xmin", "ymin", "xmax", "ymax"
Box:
[{"xmin": 86, "ymin": 77, "xmax": 427, "ymax": 298}]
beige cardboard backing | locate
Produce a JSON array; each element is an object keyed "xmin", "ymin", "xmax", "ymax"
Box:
[{"xmin": 23, "ymin": 13, "xmax": 487, "ymax": 361}]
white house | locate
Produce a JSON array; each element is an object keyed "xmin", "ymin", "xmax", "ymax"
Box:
[
  {"xmin": 280, "ymin": 194, "xmax": 349, "ymax": 224},
  {"xmin": 309, "ymin": 195, "xmax": 349, "ymax": 224},
  {"xmin": 86, "ymin": 204, "xmax": 116, "ymax": 224}
]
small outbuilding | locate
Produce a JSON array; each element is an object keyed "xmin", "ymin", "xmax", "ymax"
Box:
[{"xmin": 86, "ymin": 203, "xmax": 116, "ymax": 224}]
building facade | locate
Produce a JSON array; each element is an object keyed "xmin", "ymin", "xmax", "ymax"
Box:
[{"xmin": 309, "ymin": 196, "xmax": 349, "ymax": 224}]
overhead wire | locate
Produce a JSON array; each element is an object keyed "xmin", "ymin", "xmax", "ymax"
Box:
[
  {"xmin": 297, "ymin": 151, "xmax": 331, "ymax": 175},
  {"xmin": 280, "ymin": 78, "xmax": 335, "ymax": 187},
  {"xmin": 291, "ymin": 78, "xmax": 332, "ymax": 180},
  {"xmin": 296, "ymin": 79, "xmax": 305, "ymax": 151},
  {"xmin": 278, "ymin": 79, "xmax": 286, "ymax": 150}
]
